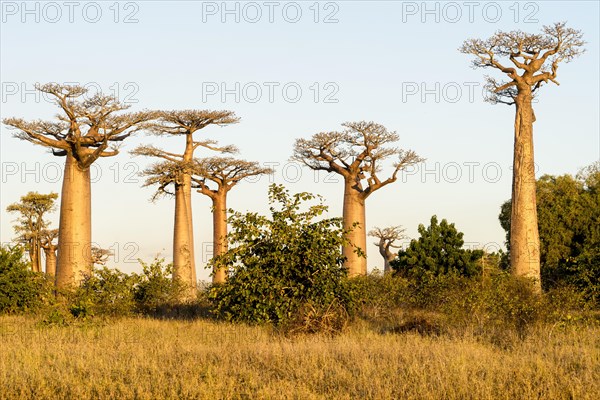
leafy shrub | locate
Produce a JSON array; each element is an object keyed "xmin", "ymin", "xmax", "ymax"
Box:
[
  {"xmin": 74, "ymin": 267, "xmax": 139, "ymax": 317},
  {"xmin": 209, "ymin": 184, "xmax": 354, "ymax": 332},
  {"xmin": 133, "ymin": 257, "xmax": 183, "ymax": 315},
  {"xmin": 0, "ymin": 245, "xmax": 52, "ymax": 313}
]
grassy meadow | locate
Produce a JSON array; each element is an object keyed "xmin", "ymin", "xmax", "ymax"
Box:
[{"xmin": 1, "ymin": 315, "xmax": 599, "ymax": 400}]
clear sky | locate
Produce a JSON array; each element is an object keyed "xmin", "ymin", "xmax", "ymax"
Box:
[{"xmin": 1, "ymin": 1, "xmax": 598, "ymax": 280}]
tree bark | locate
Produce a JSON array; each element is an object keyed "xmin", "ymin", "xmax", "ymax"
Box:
[
  {"xmin": 343, "ymin": 180, "xmax": 367, "ymax": 276},
  {"xmin": 56, "ymin": 154, "xmax": 92, "ymax": 288},
  {"xmin": 182, "ymin": 174, "xmax": 197, "ymax": 286},
  {"xmin": 30, "ymin": 240, "xmax": 40, "ymax": 272},
  {"xmin": 212, "ymin": 193, "xmax": 228, "ymax": 284},
  {"xmin": 44, "ymin": 248, "xmax": 57, "ymax": 276},
  {"xmin": 378, "ymin": 246, "xmax": 393, "ymax": 274},
  {"xmin": 173, "ymin": 183, "xmax": 195, "ymax": 299},
  {"xmin": 510, "ymin": 88, "xmax": 541, "ymax": 292}
]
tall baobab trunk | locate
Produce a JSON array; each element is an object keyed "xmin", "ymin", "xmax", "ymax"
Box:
[
  {"xmin": 182, "ymin": 174, "xmax": 197, "ymax": 285},
  {"xmin": 44, "ymin": 247, "xmax": 57, "ymax": 276},
  {"xmin": 30, "ymin": 240, "xmax": 40, "ymax": 272},
  {"xmin": 173, "ymin": 183, "xmax": 195, "ymax": 299},
  {"xmin": 212, "ymin": 193, "xmax": 228, "ymax": 284},
  {"xmin": 510, "ymin": 87, "xmax": 541, "ymax": 292},
  {"xmin": 56, "ymin": 154, "xmax": 92, "ymax": 288},
  {"xmin": 343, "ymin": 180, "xmax": 367, "ymax": 276}
]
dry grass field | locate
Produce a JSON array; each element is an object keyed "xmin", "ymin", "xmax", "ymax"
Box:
[{"xmin": 1, "ymin": 316, "xmax": 599, "ymax": 399}]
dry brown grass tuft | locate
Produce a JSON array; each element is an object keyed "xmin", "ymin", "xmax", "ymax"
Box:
[{"xmin": 1, "ymin": 316, "xmax": 599, "ymax": 399}]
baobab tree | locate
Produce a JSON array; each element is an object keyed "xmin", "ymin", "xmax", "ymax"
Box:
[
  {"xmin": 292, "ymin": 121, "xmax": 423, "ymax": 276},
  {"xmin": 368, "ymin": 226, "xmax": 407, "ymax": 274},
  {"xmin": 461, "ymin": 22, "xmax": 584, "ymax": 291},
  {"xmin": 40, "ymin": 229, "xmax": 58, "ymax": 276},
  {"xmin": 6, "ymin": 192, "xmax": 58, "ymax": 272},
  {"xmin": 191, "ymin": 157, "xmax": 273, "ymax": 283},
  {"xmin": 3, "ymin": 84, "xmax": 156, "ymax": 288},
  {"xmin": 91, "ymin": 246, "xmax": 114, "ymax": 266},
  {"xmin": 132, "ymin": 110, "xmax": 239, "ymax": 297}
]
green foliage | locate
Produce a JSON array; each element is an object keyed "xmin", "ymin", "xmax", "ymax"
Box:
[
  {"xmin": 499, "ymin": 162, "xmax": 600, "ymax": 303},
  {"xmin": 133, "ymin": 257, "xmax": 183, "ymax": 314},
  {"xmin": 392, "ymin": 215, "xmax": 483, "ymax": 278},
  {"xmin": 351, "ymin": 271, "xmax": 590, "ymax": 345},
  {"xmin": 0, "ymin": 245, "xmax": 52, "ymax": 313},
  {"xmin": 74, "ymin": 267, "xmax": 139, "ymax": 318},
  {"xmin": 209, "ymin": 184, "xmax": 354, "ymax": 331}
]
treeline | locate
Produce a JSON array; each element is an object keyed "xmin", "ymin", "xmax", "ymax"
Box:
[
  {"xmin": 1, "ymin": 176, "xmax": 598, "ymax": 338},
  {"xmin": 1, "ymin": 23, "xmax": 596, "ymax": 337}
]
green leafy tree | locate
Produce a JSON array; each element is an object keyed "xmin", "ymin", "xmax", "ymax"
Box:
[
  {"xmin": 499, "ymin": 162, "xmax": 600, "ymax": 302},
  {"xmin": 393, "ymin": 216, "xmax": 483, "ymax": 278},
  {"xmin": 209, "ymin": 184, "xmax": 354, "ymax": 327},
  {"xmin": 0, "ymin": 245, "xmax": 51, "ymax": 313}
]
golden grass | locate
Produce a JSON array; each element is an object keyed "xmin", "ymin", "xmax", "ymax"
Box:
[{"xmin": 1, "ymin": 316, "xmax": 599, "ymax": 399}]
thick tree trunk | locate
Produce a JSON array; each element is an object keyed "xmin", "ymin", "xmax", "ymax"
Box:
[
  {"xmin": 181, "ymin": 135, "xmax": 197, "ymax": 291},
  {"xmin": 379, "ymin": 246, "xmax": 393, "ymax": 274},
  {"xmin": 44, "ymin": 248, "xmax": 57, "ymax": 276},
  {"xmin": 30, "ymin": 240, "xmax": 40, "ymax": 272},
  {"xmin": 56, "ymin": 154, "xmax": 92, "ymax": 288},
  {"xmin": 343, "ymin": 180, "xmax": 367, "ymax": 276},
  {"xmin": 182, "ymin": 174, "xmax": 197, "ymax": 286},
  {"xmin": 212, "ymin": 193, "xmax": 228, "ymax": 284},
  {"xmin": 173, "ymin": 183, "xmax": 195, "ymax": 299},
  {"xmin": 510, "ymin": 89, "xmax": 541, "ymax": 292}
]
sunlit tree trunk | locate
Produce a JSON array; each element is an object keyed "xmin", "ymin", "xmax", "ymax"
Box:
[
  {"xmin": 56, "ymin": 154, "xmax": 92, "ymax": 288},
  {"xmin": 30, "ymin": 240, "xmax": 40, "ymax": 272},
  {"xmin": 212, "ymin": 193, "xmax": 228, "ymax": 284},
  {"xmin": 173, "ymin": 183, "xmax": 195, "ymax": 299},
  {"xmin": 44, "ymin": 247, "xmax": 57, "ymax": 276},
  {"xmin": 510, "ymin": 87, "xmax": 541, "ymax": 292},
  {"xmin": 182, "ymin": 174, "xmax": 197, "ymax": 286},
  {"xmin": 343, "ymin": 180, "xmax": 367, "ymax": 276}
]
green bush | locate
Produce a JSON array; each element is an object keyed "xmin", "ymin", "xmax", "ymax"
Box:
[
  {"xmin": 209, "ymin": 184, "xmax": 354, "ymax": 332},
  {"xmin": 74, "ymin": 266, "xmax": 139, "ymax": 318},
  {"xmin": 133, "ymin": 257, "xmax": 183, "ymax": 315},
  {"xmin": 0, "ymin": 245, "xmax": 52, "ymax": 313}
]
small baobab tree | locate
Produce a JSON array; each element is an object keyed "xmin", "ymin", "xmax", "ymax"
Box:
[
  {"xmin": 40, "ymin": 229, "xmax": 59, "ymax": 276},
  {"xmin": 91, "ymin": 246, "xmax": 114, "ymax": 267},
  {"xmin": 292, "ymin": 121, "xmax": 423, "ymax": 276},
  {"xmin": 3, "ymin": 84, "xmax": 156, "ymax": 288},
  {"xmin": 461, "ymin": 22, "xmax": 585, "ymax": 291},
  {"xmin": 132, "ymin": 110, "xmax": 239, "ymax": 297},
  {"xmin": 192, "ymin": 157, "xmax": 273, "ymax": 283},
  {"xmin": 6, "ymin": 192, "xmax": 58, "ymax": 273},
  {"xmin": 368, "ymin": 226, "xmax": 407, "ymax": 274}
]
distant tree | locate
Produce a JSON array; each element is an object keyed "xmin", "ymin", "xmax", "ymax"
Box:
[
  {"xmin": 6, "ymin": 192, "xmax": 58, "ymax": 273},
  {"xmin": 91, "ymin": 246, "xmax": 114, "ymax": 267},
  {"xmin": 292, "ymin": 121, "xmax": 423, "ymax": 276},
  {"xmin": 3, "ymin": 84, "xmax": 156, "ymax": 288},
  {"xmin": 133, "ymin": 110, "xmax": 239, "ymax": 298},
  {"xmin": 368, "ymin": 226, "xmax": 407, "ymax": 274},
  {"xmin": 499, "ymin": 162, "xmax": 600, "ymax": 303},
  {"xmin": 40, "ymin": 229, "xmax": 58, "ymax": 276},
  {"xmin": 192, "ymin": 157, "xmax": 273, "ymax": 283},
  {"xmin": 393, "ymin": 216, "xmax": 483, "ymax": 278},
  {"xmin": 461, "ymin": 23, "xmax": 585, "ymax": 292},
  {"xmin": 209, "ymin": 184, "xmax": 353, "ymax": 327}
]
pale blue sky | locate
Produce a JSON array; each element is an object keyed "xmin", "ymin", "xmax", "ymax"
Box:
[{"xmin": 1, "ymin": 1, "xmax": 598, "ymax": 279}]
